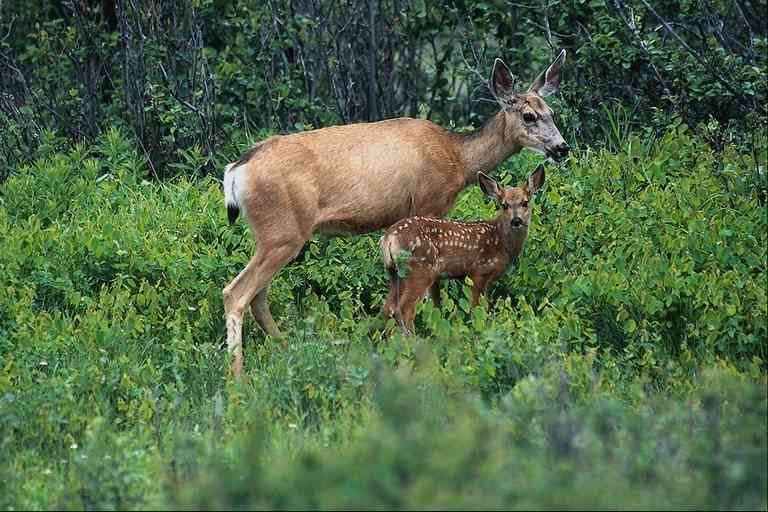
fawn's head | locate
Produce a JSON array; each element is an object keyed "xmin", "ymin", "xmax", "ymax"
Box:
[
  {"xmin": 478, "ymin": 164, "xmax": 545, "ymax": 233},
  {"xmin": 490, "ymin": 50, "xmax": 569, "ymax": 162}
]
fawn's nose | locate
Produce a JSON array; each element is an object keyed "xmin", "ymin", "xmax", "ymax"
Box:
[{"xmin": 510, "ymin": 217, "xmax": 524, "ymax": 228}]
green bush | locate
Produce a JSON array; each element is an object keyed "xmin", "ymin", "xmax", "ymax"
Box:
[
  {"xmin": 0, "ymin": 127, "xmax": 765, "ymax": 509},
  {"xmin": 171, "ymin": 362, "xmax": 767, "ymax": 510}
]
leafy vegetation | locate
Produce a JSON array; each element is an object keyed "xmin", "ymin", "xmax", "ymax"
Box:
[
  {"xmin": 2, "ymin": 1, "xmax": 766, "ymax": 176},
  {"xmin": 0, "ymin": 124, "xmax": 765, "ymax": 509},
  {"xmin": 0, "ymin": 1, "xmax": 766, "ymax": 508}
]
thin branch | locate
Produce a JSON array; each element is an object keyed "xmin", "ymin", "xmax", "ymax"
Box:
[
  {"xmin": 0, "ymin": 14, "xmax": 15, "ymax": 43},
  {"xmin": 158, "ymin": 62, "xmax": 201, "ymax": 115},
  {"xmin": 458, "ymin": 41, "xmax": 488, "ymax": 86},
  {"xmin": 526, "ymin": 20, "xmax": 571, "ymax": 40},
  {"xmin": 638, "ymin": 0, "xmax": 755, "ymax": 110},
  {"xmin": 542, "ymin": 0, "xmax": 556, "ymax": 54},
  {"xmin": 613, "ymin": 0, "xmax": 670, "ymax": 95},
  {"xmin": 726, "ymin": 0, "xmax": 757, "ymax": 60}
]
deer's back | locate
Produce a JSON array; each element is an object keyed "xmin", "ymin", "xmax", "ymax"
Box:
[{"xmin": 236, "ymin": 118, "xmax": 467, "ymax": 235}]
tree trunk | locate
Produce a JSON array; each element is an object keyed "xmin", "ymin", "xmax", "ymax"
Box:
[{"xmin": 367, "ymin": 0, "xmax": 379, "ymax": 121}]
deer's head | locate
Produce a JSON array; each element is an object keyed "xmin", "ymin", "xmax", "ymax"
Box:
[
  {"xmin": 490, "ymin": 51, "xmax": 569, "ymax": 162},
  {"xmin": 478, "ymin": 164, "xmax": 545, "ymax": 234}
]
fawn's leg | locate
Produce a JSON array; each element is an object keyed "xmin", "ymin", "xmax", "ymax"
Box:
[
  {"xmin": 469, "ymin": 274, "xmax": 491, "ymax": 308},
  {"xmin": 398, "ymin": 267, "xmax": 437, "ymax": 335},
  {"xmin": 383, "ymin": 268, "xmax": 400, "ymax": 321},
  {"xmin": 429, "ymin": 282, "xmax": 442, "ymax": 309}
]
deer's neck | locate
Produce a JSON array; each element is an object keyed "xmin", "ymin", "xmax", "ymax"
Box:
[
  {"xmin": 491, "ymin": 217, "xmax": 527, "ymax": 262},
  {"xmin": 456, "ymin": 111, "xmax": 522, "ymax": 184}
]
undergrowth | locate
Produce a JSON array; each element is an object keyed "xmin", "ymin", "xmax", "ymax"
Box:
[{"xmin": 0, "ymin": 125, "xmax": 765, "ymax": 509}]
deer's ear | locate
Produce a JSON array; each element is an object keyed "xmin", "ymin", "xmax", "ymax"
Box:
[
  {"xmin": 526, "ymin": 164, "xmax": 546, "ymax": 195},
  {"xmin": 528, "ymin": 49, "xmax": 566, "ymax": 97},
  {"xmin": 478, "ymin": 172, "xmax": 503, "ymax": 201},
  {"xmin": 490, "ymin": 58, "xmax": 516, "ymax": 106}
]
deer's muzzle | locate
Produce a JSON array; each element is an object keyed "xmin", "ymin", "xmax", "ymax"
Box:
[{"xmin": 547, "ymin": 142, "xmax": 570, "ymax": 162}]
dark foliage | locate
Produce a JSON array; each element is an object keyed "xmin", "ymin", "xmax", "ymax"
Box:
[{"xmin": 1, "ymin": 0, "xmax": 765, "ymax": 178}]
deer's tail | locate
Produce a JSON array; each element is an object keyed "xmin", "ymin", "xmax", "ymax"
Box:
[{"xmin": 223, "ymin": 162, "xmax": 240, "ymax": 225}]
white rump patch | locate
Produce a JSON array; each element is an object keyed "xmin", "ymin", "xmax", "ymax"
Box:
[
  {"xmin": 223, "ymin": 162, "xmax": 242, "ymax": 211},
  {"xmin": 380, "ymin": 235, "xmax": 402, "ymax": 269}
]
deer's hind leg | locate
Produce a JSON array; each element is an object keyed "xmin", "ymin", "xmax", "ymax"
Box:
[
  {"xmin": 397, "ymin": 266, "xmax": 438, "ymax": 335},
  {"xmin": 223, "ymin": 236, "xmax": 305, "ymax": 378},
  {"xmin": 249, "ymin": 280, "xmax": 279, "ymax": 338},
  {"xmin": 383, "ymin": 268, "xmax": 401, "ymax": 325},
  {"xmin": 223, "ymin": 178, "xmax": 316, "ymax": 378}
]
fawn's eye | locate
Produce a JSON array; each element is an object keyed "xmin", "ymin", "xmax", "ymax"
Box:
[
  {"xmin": 523, "ymin": 112, "xmax": 536, "ymax": 124},
  {"xmin": 522, "ymin": 201, "xmax": 529, "ymax": 208},
  {"xmin": 501, "ymin": 203, "xmax": 510, "ymax": 210}
]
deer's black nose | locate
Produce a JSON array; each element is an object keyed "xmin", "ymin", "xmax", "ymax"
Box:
[
  {"xmin": 511, "ymin": 217, "xmax": 524, "ymax": 228},
  {"xmin": 547, "ymin": 143, "xmax": 569, "ymax": 162}
]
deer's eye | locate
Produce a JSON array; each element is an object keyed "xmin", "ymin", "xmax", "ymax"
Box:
[
  {"xmin": 522, "ymin": 201, "xmax": 529, "ymax": 208},
  {"xmin": 501, "ymin": 203, "xmax": 510, "ymax": 210},
  {"xmin": 523, "ymin": 112, "xmax": 536, "ymax": 124}
]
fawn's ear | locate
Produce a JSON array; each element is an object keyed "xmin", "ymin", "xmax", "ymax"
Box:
[
  {"xmin": 525, "ymin": 163, "xmax": 546, "ymax": 195},
  {"xmin": 478, "ymin": 171, "xmax": 503, "ymax": 202}
]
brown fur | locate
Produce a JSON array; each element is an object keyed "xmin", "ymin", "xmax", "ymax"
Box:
[
  {"xmin": 381, "ymin": 166, "xmax": 544, "ymax": 335},
  {"xmin": 222, "ymin": 53, "xmax": 568, "ymax": 379}
]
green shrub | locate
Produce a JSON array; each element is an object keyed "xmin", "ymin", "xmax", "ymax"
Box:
[
  {"xmin": 0, "ymin": 127, "xmax": 765, "ymax": 509},
  {"xmin": 171, "ymin": 362, "xmax": 767, "ymax": 510}
]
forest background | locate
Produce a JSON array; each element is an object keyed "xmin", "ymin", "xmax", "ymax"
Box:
[{"xmin": 0, "ymin": 0, "xmax": 766, "ymax": 509}]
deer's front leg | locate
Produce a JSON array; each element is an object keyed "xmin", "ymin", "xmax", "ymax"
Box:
[
  {"xmin": 469, "ymin": 274, "xmax": 491, "ymax": 309},
  {"xmin": 429, "ymin": 282, "xmax": 442, "ymax": 309}
]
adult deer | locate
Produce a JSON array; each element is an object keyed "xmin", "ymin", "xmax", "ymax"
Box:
[
  {"xmin": 380, "ymin": 165, "xmax": 545, "ymax": 335},
  {"xmin": 223, "ymin": 50, "xmax": 569, "ymax": 378}
]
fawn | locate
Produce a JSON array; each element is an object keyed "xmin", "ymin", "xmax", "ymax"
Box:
[{"xmin": 379, "ymin": 164, "xmax": 545, "ymax": 334}]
